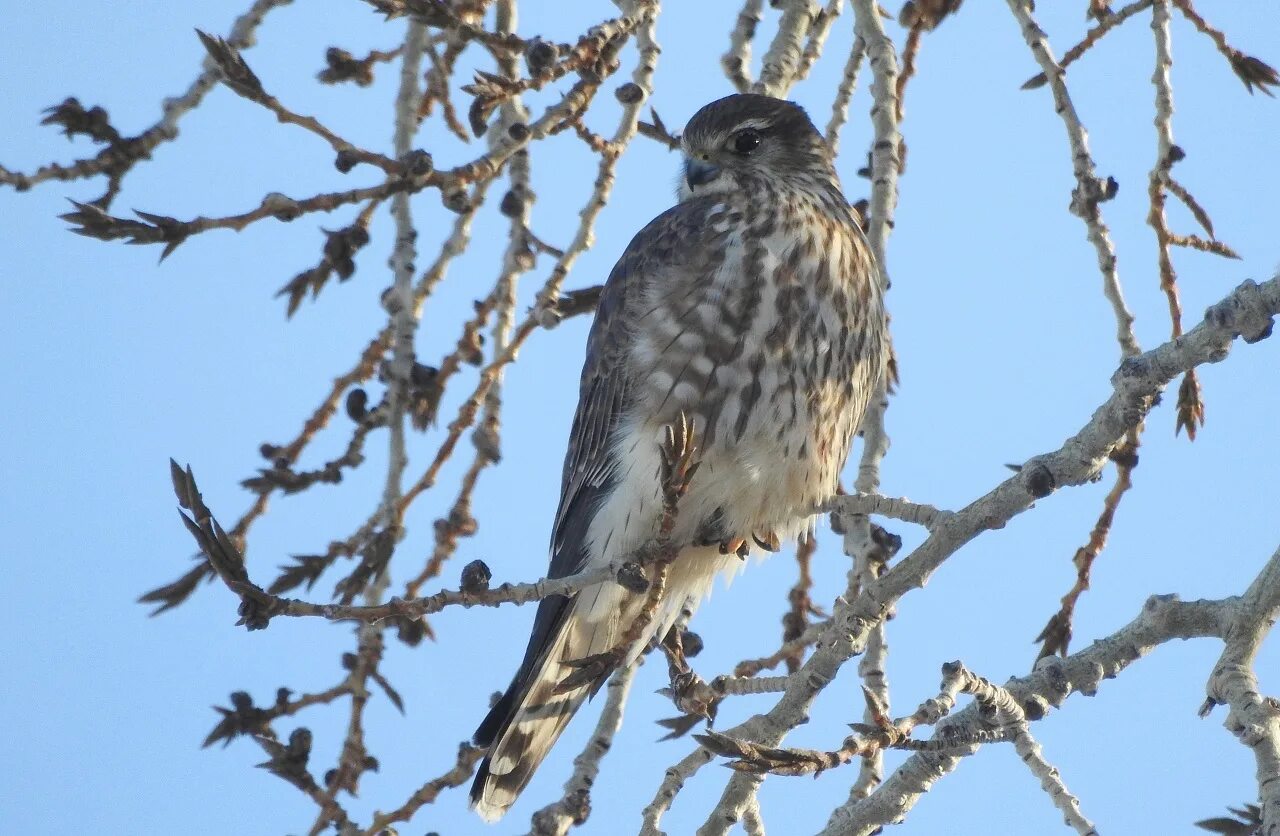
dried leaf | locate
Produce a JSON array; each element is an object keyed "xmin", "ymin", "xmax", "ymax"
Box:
[
  {"xmin": 318, "ymin": 46, "xmax": 377, "ymax": 87},
  {"xmin": 468, "ymin": 95, "xmax": 497, "ymax": 137},
  {"xmin": 203, "ymin": 691, "xmax": 268, "ymax": 748},
  {"xmin": 196, "ymin": 29, "xmax": 266, "ymax": 100},
  {"xmin": 898, "ymin": 0, "xmax": 965, "ymax": 31},
  {"xmin": 256, "ymin": 727, "xmax": 314, "ymax": 788},
  {"xmin": 267, "ymin": 554, "xmax": 333, "ymax": 595},
  {"xmin": 1034, "ymin": 610, "xmax": 1072, "ymax": 659},
  {"xmin": 333, "ymin": 527, "xmax": 396, "ymax": 602},
  {"xmin": 693, "ymin": 730, "xmax": 755, "ymax": 759},
  {"xmin": 1175, "ymin": 369, "xmax": 1206, "ymax": 440},
  {"xmin": 1020, "ymin": 72, "xmax": 1049, "ymax": 91},
  {"xmin": 137, "ymin": 559, "xmax": 213, "ymax": 615},
  {"xmin": 1195, "ymin": 802, "xmax": 1261, "ymax": 835},
  {"xmin": 1230, "ymin": 52, "xmax": 1279, "ymax": 96},
  {"xmin": 1164, "ymin": 176, "xmax": 1216, "ymax": 239},
  {"xmin": 371, "ymin": 671, "xmax": 405, "ymax": 714},
  {"xmin": 40, "ymin": 97, "xmax": 120, "ymax": 144},
  {"xmin": 1169, "ymin": 233, "xmax": 1241, "ymax": 260},
  {"xmin": 655, "ymin": 713, "xmax": 703, "ymax": 741},
  {"xmin": 60, "ymin": 201, "xmax": 190, "ymax": 259}
]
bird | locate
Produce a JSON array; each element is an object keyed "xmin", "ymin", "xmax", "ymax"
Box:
[{"xmin": 470, "ymin": 92, "xmax": 887, "ymax": 821}]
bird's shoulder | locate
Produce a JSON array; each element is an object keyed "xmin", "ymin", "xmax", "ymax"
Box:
[
  {"xmin": 582, "ymin": 196, "xmax": 735, "ymax": 362},
  {"xmin": 609, "ymin": 195, "xmax": 734, "ymax": 282}
]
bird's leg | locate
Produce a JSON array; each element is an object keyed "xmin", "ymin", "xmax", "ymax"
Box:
[
  {"xmin": 660, "ymin": 624, "xmax": 690, "ymax": 675},
  {"xmin": 554, "ymin": 559, "xmax": 672, "ymax": 694},
  {"xmin": 557, "ymin": 413, "xmax": 701, "ymax": 695},
  {"xmin": 694, "ymin": 507, "xmax": 728, "ymax": 548}
]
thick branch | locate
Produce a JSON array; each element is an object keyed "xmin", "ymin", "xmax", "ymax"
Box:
[
  {"xmin": 659, "ymin": 272, "xmax": 1278, "ymax": 834},
  {"xmin": 824, "ymin": 593, "xmax": 1230, "ymax": 834},
  {"xmin": 1201, "ymin": 546, "xmax": 1280, "ymax": 835}
]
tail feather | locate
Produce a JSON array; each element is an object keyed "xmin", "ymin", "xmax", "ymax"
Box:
[
  {"xmin": 470, "ymin": 587, "xmax": 625, "ymax": 821},
  {"xmin": 469, "ymin": 548, "xmax": 739, "ymax": 821},
  {"xmin": 471, "ymin": 677, "xmax": 589, "ymax": 821}
]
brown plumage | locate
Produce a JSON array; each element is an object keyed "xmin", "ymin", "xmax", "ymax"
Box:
[{"xmin": 470, "ymin": 93, "xmax": 887, "ymax": 821}]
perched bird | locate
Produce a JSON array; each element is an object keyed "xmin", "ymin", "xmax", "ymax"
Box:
[{"xmin": 470, "ymin": 93, "xmax": 887, "ymax": 820}]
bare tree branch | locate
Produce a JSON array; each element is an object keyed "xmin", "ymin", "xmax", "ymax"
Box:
[{"xmin": 11, "ymin": 3, "xmax": 1279, "ymax": 832}]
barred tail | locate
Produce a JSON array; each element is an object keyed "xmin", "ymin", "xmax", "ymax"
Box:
[
  {"xmin": 469, "ymin": 587, "xmax": 619, "ymax": 822},
  {"xmin": 469, "ymin": 548, "xmax": 736, "ymax": 821}
]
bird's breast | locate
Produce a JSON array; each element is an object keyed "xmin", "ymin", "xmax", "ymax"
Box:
[{"xmin": 622, "ymin": 210, "xmax": 883, "ymax": 548}]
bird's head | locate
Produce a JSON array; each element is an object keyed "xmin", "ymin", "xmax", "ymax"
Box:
[{"xmin": 677, "ymin": 93, "xmax": 833, "ymax": 201}]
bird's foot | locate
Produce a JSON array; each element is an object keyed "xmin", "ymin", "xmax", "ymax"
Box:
[
  {"xmin": 659, "ymin": 412, "xmax": 701, "ymax": 504},
  {"xmin": 657, "ymin": 627, "xmax": 720, "ymax": 723},
  {"xmin": 713, "ymin": 530, "xmax": 779, "ymax": 558},
  {"xmin": 660, "ymin": 670, "xmax": 719, "ymax": 722},
  {"xmin": 752, "ymin": 530, "xmax": 780, "ymax": 552}
]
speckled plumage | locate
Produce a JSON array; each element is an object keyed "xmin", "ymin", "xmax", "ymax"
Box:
[{"xmin": 471, "ymin": 94, "xmax": 887, "ymax": 821}]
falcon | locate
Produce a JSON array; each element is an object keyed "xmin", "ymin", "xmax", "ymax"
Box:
[{"xmin": 470, "ymin": 93, "xmax": 887, "ymax": 820}]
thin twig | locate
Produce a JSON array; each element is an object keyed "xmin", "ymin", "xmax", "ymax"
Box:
[
  {"xmin": 1020, "ymin": 0, "xmax": 1155, "ymax": 90},
  {"xmin": 752, "ymin": 0, "xmax": 820, "ymax": 98},
  {"xmin": 824, "ymin": 592, "xmax": 1232, "ymax": 834},
  {"xmin": 362, "ymin": 742, "xmax": 485, "ymax": 835},
  {"xmin": 1007, "ymin": 0, "xmax": 1140, "ymax": 359},
  {"xmin": 0, "ymin": 0, "xmax": 291, "ymax": 204},
  {"xmin": 825, "ymin": 35, "xmax": 866, "ymax": 154},
  {"xmin": 723, "ymin": 0, "xmax": 766, "ymax": 92}
]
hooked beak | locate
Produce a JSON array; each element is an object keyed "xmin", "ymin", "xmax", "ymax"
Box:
[{"xmin": 684, "ymin": 158, "xmax": 721, "ymax": 189}]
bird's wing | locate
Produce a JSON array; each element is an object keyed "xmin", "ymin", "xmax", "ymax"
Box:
[
  {"xmin": 549, "ymin": 195, "xmax": 714, "ymax": 580},
  {"xmin": 473, "ymin": 198, "xmax": 715, "ymax": 751}
]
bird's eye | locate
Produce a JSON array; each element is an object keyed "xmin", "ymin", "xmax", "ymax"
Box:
[{"xmin": 731, "ymin": 129, "xmax": 762, "ymax": 155}]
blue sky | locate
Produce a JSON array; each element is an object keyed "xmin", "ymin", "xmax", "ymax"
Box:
[{"xmin": 3, "ymin": 2, "xmax": 1279, "ymax": 834}]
